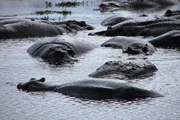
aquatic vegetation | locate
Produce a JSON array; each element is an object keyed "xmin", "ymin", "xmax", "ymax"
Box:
[
  {"xmin": 55, "ymin": 1, "xmax": 81, "ymax": 7},
  {"xmin": 45, "ymin": 1, "xmax": 52, "ymax": 8},
  {"xmin": 35, "ymin": 10, "xmax": 72, "ymax": 15}
]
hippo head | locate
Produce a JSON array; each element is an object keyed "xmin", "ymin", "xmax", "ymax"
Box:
[
  {"xmin": 164, "ymin": 9, "xmax": 180, "ymax": 17},
  {"xmin": 45, "ymin": 46, "xmax": 77, "ymax": 65},
  {"xmin": 122, "ymin": 44, "xmax": 150, "ymax": 55},
  {"xmin": 17, "ymin": 78, "xmax": 45, "ymax": 91},
  {"xmin": 164, "ymin": 9, "xmax": 173, "ymax": 16}
]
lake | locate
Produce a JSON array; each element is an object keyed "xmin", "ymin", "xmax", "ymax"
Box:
[{"xmin": 0, "ymin": 0, "xmax": 180, "ymax": 120}]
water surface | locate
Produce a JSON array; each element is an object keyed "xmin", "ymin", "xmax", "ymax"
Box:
[{"xmin": 0, "ymin": 0, "xmax": 180, "ymax": 120}]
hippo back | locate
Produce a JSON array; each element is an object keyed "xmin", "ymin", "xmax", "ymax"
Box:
[
  {"xmin": 149, "ymin": 30, "xmax": 180, "ymax": 47},
  {"xmin": 54, "ymin": 79, "xmax": 162, "ymax": 100},
  {"xmin": 101, "ymin": 36, "xmax": 157, "ymax": 54}
]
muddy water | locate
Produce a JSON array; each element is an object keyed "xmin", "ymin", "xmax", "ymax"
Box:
[{"xmin": 0, "ymin": 0, "xmax": 180, "ymax": 120}]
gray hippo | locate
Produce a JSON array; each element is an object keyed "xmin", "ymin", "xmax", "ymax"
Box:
[
  {"xmin": 17, "ymin": 78, "xmax": 162, "ymax": 100},
  {"xmin": 149, "ymin": 30, "xmax": 180, "ymax": 48},
  {"xmin": 88, "ymin": 18, "xmax": 180, "ymax": 37},
  {"xmin": 27, "ymin": 39, "xmax": 94, "ymax": 65},
  {"xmin": 101, "ymin": 36, "xmax": 157, "ymax": 55},
  {"xmin": 89, "ymin": 60, "xmax": 158, "ymax": 80},
  {"xmin": 101, "ymin": 16, "xmax": 132, "ymax": 26},
  {"xmin": 99, "ymin": 2, "xmax": 121, "ymax": 12},
  {"xmin": 99, "ymin": 0, "xmax": 176, "ymax": 12},
  {"xmin": 0, "ymin": 18, "xmax": 93, "ymax": 39}
]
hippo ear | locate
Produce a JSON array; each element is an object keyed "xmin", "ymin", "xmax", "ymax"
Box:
[{"xmin": 38, "ymin": 77, "xmax": 45, "ymax": 82}]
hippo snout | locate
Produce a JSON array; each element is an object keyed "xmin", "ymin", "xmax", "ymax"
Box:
[
  {"xmin": 17, "ymin": 83, "xmax": 22, "ymax": 89},
  {"xmin": 17, "ymin": 83, "xmax": 28, "ymax": 91}
]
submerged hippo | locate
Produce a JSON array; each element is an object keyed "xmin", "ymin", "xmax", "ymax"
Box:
[
  {"xmin": 101, "ymin": 36, "xmax": 157, "ymax": 55},
  {"xmin": 27, "ymin": 39, "xmax": 94, "ymax": 65},
  {"xmin": 149, "ymin": 30, "xmax": 180, "ymax": 48},
  {"xmin": 17, "ymin": 78, "xmax": 162, "ymax": 100},
  {"xmin": 0, "ymin": 18, "xmax": 93, "ymax": 39},
  {"xmin": 89, "ymin": 60, "xmax": 158, "ymax": 80},
  {"xmin": 89, "ymin": 18, "xmax": 180, "ymax": 37}
]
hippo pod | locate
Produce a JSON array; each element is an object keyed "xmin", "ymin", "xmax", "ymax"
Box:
[
  {"xmin": 89, "ymin": 18, "xmax": 180, "ymax": 37},
  {"xmin": 27, "ymin": 39, "xmax": 94, "ymax": 65},
  {"xmin": 89, "ymin": 60, "xmax": 158, "ymax": 80},
  {"xmin": 101, "ymin": 36, "xmax": 157, "ymax": 55},
  {"xmin": 0, "ymin": 18, "xmax": 93, "ymax": 39},
  {"xmin": 99, "ymin": 0, "xmax": 176, "ymax": 12},
  {"xmin": 17, "ymin": 78, "xmax": 162, "ymax": 100},
  {"xmin": 149, "ymin": 30, "xmax": 180, "ymax": 48}
]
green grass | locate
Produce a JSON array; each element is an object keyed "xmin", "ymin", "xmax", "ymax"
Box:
[
  {"xmin": 35, "ymin": 10, "xmax": 72, "ymax": 15},
  {"xmin": 55, "ymin": 1, "xmax": 80, "ymax": 7},
  {"xmin": 45, "ymin": 1, "xmax": 52, "ymax": 8}
]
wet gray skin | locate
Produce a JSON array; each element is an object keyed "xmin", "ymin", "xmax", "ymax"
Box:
[
  {"xmin": 88, "ymin": 18, "xmax": 180, "ymax": 37},
  {"xmin": 17, "ymin": 78, "xmax": 162, "ymax": 100},
  {"xmin": 101, "ymin": 36, "xmax": 157, "ymax": 55},
  {"xmin": 0, "ymin": 18, "xmax": 94, "ymax": 39},
  {"xmin": 89, "ymin": 60, "xmax": 158, "ymax": 80},
  {"xmin": 27, "ymin": 39, "xmax": 95, "ymax": 65}
]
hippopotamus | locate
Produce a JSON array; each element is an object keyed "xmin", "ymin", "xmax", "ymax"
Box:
[
  {"xmin": 89, "ymin": 60, "xmax": 158, "ymax": 80},
  {"xmin": 0, "ymin": 18, "xmax": 93, "ymax": 39},
  {"xmin": 17, "ymin": 77, "xmax": 162, "ymax": 100},
  {"xmin": 149, "ymin": 30, "xmax": 180, "ymax": 48},
  {"xmin": 27, "ymin": 39, "xmax": 94, "ymax": 65},
  {"xmin": 89, "ymin": 18, "xmax": 180, "ymax": 37},
  {"xmin": 99, "ymin": 0, "xmax": 176, "ymax": 12},
  {"xmin": 101, "ymin": 36, "xmax": 157, "ymax": 55},
  {"xmin": 99, "ymin": 2, "xmax": 121, "ymax": 12},
  {"xmin": 101, "ymin": 16, "xmax": 132, "ymax": 26},
  {"xmin": 164, "ymin": 9, "xmax": 180, "ymax": 17}
]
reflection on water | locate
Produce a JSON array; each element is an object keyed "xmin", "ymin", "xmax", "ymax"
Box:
[{"xmin": 0, "ymin": 0, "xmax": 180, "ymax": 120}]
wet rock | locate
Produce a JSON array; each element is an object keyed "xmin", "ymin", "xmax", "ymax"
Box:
[{"xmin": 89, "ymin": 60, "xmax": 158, "ymax": 80}]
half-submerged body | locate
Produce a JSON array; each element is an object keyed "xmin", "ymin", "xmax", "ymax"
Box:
[{"xmin": 17, "ymin": 78, "xmax": 162, "ymax": 100}]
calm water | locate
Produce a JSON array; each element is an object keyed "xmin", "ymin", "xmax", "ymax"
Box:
[{"xmin": 0, "ymin": 0, "xmax": 180, "ymax": 120}]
